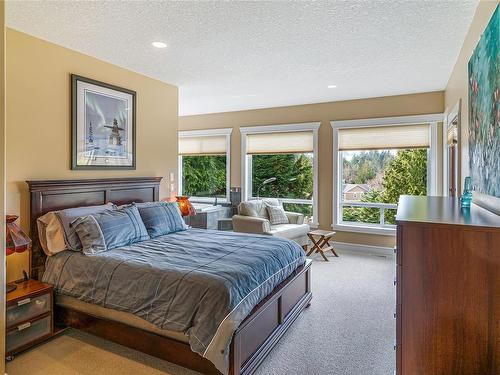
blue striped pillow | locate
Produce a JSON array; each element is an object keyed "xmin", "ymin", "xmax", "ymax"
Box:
[
  {"xmin": 56, "ymin": 202, "xmax": 116, "ymax": 251},
  {"xmin": 136, "ymin": 201, "xmax": 187, "ymax": 238},
  {"xmin": 72, "ymin": 204, "xmax": 150, "ymax": 255}
]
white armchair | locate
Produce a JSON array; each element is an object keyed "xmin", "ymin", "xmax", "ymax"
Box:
[{"xmin": 232, "ymin": 198, "xmax": 310, "ymax": 247}]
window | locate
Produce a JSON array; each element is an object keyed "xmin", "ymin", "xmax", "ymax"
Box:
[
  {"xmin": 331, "ymin": 114, "xmax": 442, "ymax": 235},
  {"xmin": 241, "ymin": 123, "xmax": 320, "ymax": 225},
  {"xmin": 178, "ymin": 128, "xmax": 232, "ymax": 203}
]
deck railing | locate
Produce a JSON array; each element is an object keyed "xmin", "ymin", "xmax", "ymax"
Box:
[{"xmin": 341, "ymin": 201, "xmax": 398, "ymax": 226}]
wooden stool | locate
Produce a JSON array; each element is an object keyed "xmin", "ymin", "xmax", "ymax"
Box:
[{"xmin": 306, "ymin": 230, "xmax": 338, "ymax": 261}]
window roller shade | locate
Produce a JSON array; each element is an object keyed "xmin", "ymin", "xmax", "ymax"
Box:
[
  {"xmin": 246, "ymin": 131, "xmax": 313, "ymax": 154},
  {"xmin": 179, "ymin": 135, "xmax": 227, "ymax": 155},
  {"xmin": 338, "ymin": 124, "xmax": 430, "ymax": 151}
]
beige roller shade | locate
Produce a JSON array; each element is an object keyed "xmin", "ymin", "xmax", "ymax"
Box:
[
  {"xmin": 246, "ymin": 131, "xmax": 313, "ymax": 154},
  {"xmin": 179, "ymin": 135, "xmax": 227, "ymax": 155},
  {"xmin": 338, "ymin": 124, "xmax": 430, "ymax": 151}
]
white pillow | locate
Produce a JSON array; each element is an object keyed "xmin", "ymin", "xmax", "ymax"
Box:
[
  {"xmin": 266, "ymin": 204, "xmax": 289, "ymax": 225},
  {"xmin": 37, "ymin": 211, "xmax": 67, "ymax": 256}
]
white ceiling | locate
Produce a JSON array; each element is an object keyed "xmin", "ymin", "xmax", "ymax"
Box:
[{"xmin": 7, "ymin": 1, "xmax": 478, "ymax": 116}]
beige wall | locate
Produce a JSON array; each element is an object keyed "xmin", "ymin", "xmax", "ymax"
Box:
[
  {"xmin": 180, "ymin": 91, "xmax": 444, "ymax": 248},
  {"xmin": 6, "ymin": 29, "xmax": 179, "ymax": 282},
  {"xmin": 0, "ymin": 2, "xmax": 6, "ymax": 372},
  {"xmin": 445, "ymin": 0, "xmax": 499, "ymax": 193}
]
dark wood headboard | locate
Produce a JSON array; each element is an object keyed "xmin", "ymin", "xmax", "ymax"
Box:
[{"xmin": 27, "ymin": 177, "xmax": 162, "ymax": 279}]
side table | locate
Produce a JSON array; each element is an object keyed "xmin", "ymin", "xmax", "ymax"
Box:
[{"xmin": 306, "ymin": 230, "xmax": 338, "ymax": 261}]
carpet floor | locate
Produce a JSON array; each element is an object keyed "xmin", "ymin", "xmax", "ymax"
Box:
[{"xmin": 6, "ymin": 250, "xmax": 396, "ymax": 375}]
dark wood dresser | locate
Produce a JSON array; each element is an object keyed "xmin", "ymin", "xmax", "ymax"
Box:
[{"xmin": 395, "ymin": 196, "xmax": 499, "ymax": 375}]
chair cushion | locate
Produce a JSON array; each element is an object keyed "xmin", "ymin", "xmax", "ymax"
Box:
[
  {"xmin": 266, "ymin": 204, "xmax": 289, "ymax": 225},
  {"xmin": 268, "ymin": 223, "xmax": 310, "ymax": 240},
  {"xmin": 238, "ymin": 198, "xmax": 281, "ymax": 219}
]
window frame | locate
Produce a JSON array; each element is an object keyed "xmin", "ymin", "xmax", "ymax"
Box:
[
  {"xmin": 240, "ymin": 122, "xmax": 320, "ymax": 226},
  {"xmin": 178, "ymin": 128, "xmax": 232, "ymax": 204},
  {"xmin": 331, "ymin": 113, "xmax": 443, "ymax": 236},
  {"xmin": 443, "ymin": 100, "xmax": 461, "ymax": 197}
]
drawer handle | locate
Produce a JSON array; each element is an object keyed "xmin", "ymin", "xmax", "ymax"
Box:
[
  {"xmin": 393, "ymin": 246, "xmax": 397, "ymax": 254},
  {"xmin": 17, "ymin": 322, "xmax": 31, "ymax": 331},
  {"xmin": 18, "ymin": 298, "xmax": 31, "ymax": 306},
  {"xmin": 393, "ymin": 277, "xmax": 397, "ymax": 286}
]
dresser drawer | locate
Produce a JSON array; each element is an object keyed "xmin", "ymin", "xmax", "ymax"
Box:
[
  {"xmin": 6, "ymin": 314, "xmax": 52, "ymax": 354},
  {"xmin": 6, "ymin": 292, "xmax": 51, "ymax": 327}
]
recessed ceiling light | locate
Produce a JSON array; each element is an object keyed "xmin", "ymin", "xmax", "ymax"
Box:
[
  {"xmin": 327, "ymin": 85, "xmax": 337, "ymax": 89},
  {"xmin": 152, "ymin": 41, "xmax": 167, "ymax": 49}
]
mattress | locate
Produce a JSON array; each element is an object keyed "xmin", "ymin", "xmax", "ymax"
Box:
[{"xmin": 56, "ymin": 294, "xmax": 189, "ymax": 343}]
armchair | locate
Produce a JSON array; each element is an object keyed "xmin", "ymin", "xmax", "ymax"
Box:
[{"xmin": 232, "ymin": 199, "xmax": 310, "ymax": 247}]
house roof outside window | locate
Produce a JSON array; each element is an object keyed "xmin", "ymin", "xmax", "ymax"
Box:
[{"xmin": 342, "ymin": 184, "xmax": 371, "ymax": 194}]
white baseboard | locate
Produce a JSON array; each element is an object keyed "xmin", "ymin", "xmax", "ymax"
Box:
[{"xmin": 332, "ymin": 241, "xmax": 394, "ymax": 257}]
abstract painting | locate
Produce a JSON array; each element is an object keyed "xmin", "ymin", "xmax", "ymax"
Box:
[
  {"xmin": 468, "ymin": 5, "xmax": 499, "ymax": 198},
  {"xmin": 72, "ymin": 75, "xmax": 136, "ymax": 169}
]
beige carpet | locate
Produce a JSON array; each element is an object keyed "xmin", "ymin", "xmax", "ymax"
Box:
[
  {"xmin": 6, "ymin": 329, "xmax": 200, "ymax": 375},
  {"xmin": 6, "ymin": 250, "xmax": 395, "ymax": 375}
]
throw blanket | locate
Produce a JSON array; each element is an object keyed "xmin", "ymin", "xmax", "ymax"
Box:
[{"xmin": 42, "ymin": 229, "xmax": 305, "ymax": 373}]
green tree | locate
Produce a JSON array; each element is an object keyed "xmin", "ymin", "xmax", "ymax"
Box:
[
  {"xmin": 343, "ymin": 189, "xmax": 383, "ymax": 224},
  {"xmin": 251, "ymin": 153, "xmax": 314, "ymax": 216},
  {"xmin": 381, "ymin": 149, "xmax": 427, "ymax": 224},
  {"xmin": 182, "ymin": 155, "xmax": 226, "ymax": 197},
  {"xmin": 356, "ymin": 161, "xmax": 376, "ymax": 184},
  {"xmin": 252, "ymin": 154, "xmax": 313, "ymax": 199},
  {"xmin": 343, "ymin": 151, "xmax": 394, "ymax": 184},
  {"xmin": 382, "ymin": 149, "xmax": 427, "ymax": 203},
  {"xmin": 343, "ymin": 149, "xmax": 427, "ymax": 225}
]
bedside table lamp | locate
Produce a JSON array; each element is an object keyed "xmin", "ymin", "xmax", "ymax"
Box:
[
  {"xmin": 176, "ymin": 196, "xmax": 196, "ymax": 217},
  {"xmin": 6, "ymin": 215, "xmax": 31, "ymax": 293}
]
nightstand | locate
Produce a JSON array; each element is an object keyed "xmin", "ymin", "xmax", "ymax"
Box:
[{"xmin": 5, "ymin": 279, "xmax": 54, "ymax": 360}]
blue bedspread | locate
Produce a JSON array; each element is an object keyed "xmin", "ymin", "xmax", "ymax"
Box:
[{"xmin": 42, "ymin": 229, "xmax": 305, "ymax": 373}]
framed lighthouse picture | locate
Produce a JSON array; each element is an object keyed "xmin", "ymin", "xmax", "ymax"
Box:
[{"xmin": 71, "ymin": 74, "xmax": 136, "ymax": 169}]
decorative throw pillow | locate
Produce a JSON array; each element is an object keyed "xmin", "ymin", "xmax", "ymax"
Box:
[
  {"xmin": 56, "ymin": 202, "xmax": 116, "ymax": 251},
  {"xmin": 266, "ymin": 204, "xmax": 289, "ymax": 225},
  {"xmin": 37, "ymin": 211, "xmax": 67, "ymax": 256},
  {"xmin": 70, "ymin": 216, "xmax": 107, "ymax": 255},
  {"xmin": 72, "ymin": 204, "xmax": 149, "ymax": 255},
  {"xmin": 136, "ymin": 201, "xmax": 187, "ymax": 238}
]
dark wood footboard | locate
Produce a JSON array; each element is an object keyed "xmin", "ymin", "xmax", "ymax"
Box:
[
  {"xmin": 233, "ymin": 259, "xmax": 312, "ymax": 375},
  {"xmin": 55, "ymin": 259, "xmax": 312, "ymax": 375}
]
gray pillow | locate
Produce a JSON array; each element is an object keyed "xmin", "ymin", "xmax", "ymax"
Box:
[
  {"xmin": 70, "ymin": 216, "xmax": 106, "ymax": 255},
  {"xmin": 136, "ymin": 201, "xmax": 187, "ymax": 238},
  {"xmin": 266, "ymin": 204, "xmax": 289, "ymax": 225},
  {"xmin": 72, "ymin": 204, "xmax": 150, "ymax": 255},
  {"xmin": 56, "ymin": 202, "xmax": 116, "ymax": 251}
]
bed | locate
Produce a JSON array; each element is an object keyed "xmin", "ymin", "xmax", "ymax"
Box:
[{"xmin": 27, "ymin": 177, "xmax": 312, "ymax": 375}]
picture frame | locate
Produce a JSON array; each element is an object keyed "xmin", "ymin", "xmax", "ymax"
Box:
[{"xmin": 71, "ymin": 74, "xmax": 136, "ymax": 169}]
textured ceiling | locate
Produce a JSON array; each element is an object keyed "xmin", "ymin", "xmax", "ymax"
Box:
[{"xmin": 7, "ymin": 1, "xmax": 478, "ymax": 115}]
